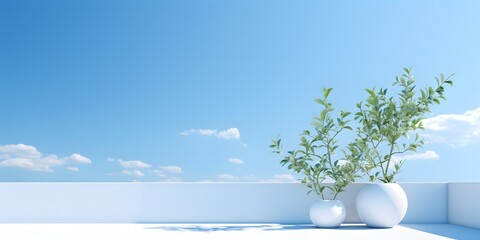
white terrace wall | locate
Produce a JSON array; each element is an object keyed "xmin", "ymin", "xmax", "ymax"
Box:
[
  {"xmin": 448, "ymin": 183, "xmax": 480, "ymax": 229},
  {"xmin": 0, "ymin": 183, "xmax": 447, "ymax": 223}
]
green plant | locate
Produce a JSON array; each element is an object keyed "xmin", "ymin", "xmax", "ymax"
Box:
[
  {"xmin": 270, "ymin": 88, "xmax": 358, "ymax": 200},
  {"xmin": 353, "ymin": 68, "xmax": 453, "ymax": 183}
]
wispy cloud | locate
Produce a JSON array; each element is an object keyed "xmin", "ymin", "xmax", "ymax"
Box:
[
  {"xmin": 267, "ymin": 174, "xmax": 298, "ymax": 183},
  {"xmin": 160, "ymin": 165, "xmax": 182, "ymax": 173},
  {"xmin": 109, "ymin": 158, "xmax": 152, "ymax": 168},
  {"xmin": 150, "ymin": 169, "xmax": 182, "ymax": 182},
  {"xmin": 181, "ymin": 129, "xmax": 217, "ymax": 136},
  {"xmin": 217, "ymin": 173, "xmax": 238, "ymax": 181},
  {"xmin": 216, "ymin": 128, "xmax": 240, "ymax": 140},
  {"xmin": 228, "ymin": 158, "xmax": 244, "ymax": 165},
  {"xmin": 162, "ymin": 177, "xmax": 182, "ymax": 182},
  {"xmin": 391, "ymin": 150, "xmax": 439, "ymax": 162},
  {"xmin": 212, "ymin": 173, "xmax": 298, "ymax": 183},
  {"xmin": 68, "ymin": 154, "xmax": 91, "ymax": 164},
  {"xmin": 122, "ymin": 169, "xmax": 145, "ymax": 177},
  {"xmin": 422, "ymin": 108, "xmax": 480, "ymax": 147},
  {"xmin": 109, "ymin": 157, "xmax": 183, "ymax": 180},
  {"xmin": 152, "ymin": 169, "xmax": 167, "ymax": 178},
  {"xmin": 66, "ymin": 167, "xmax": 79, "ymax": 172},
  {"xmin": 118, "ymin": 160, "xmax": 151, "ymax": 168},
  {"xmin": 0, "ymin": 144, "xmax": 91, "ymax": 172},
  {"xmin": 108, "ymin": 158, "xmax": 154, "ymax": 178},
  {"xmin": 181, "ymin": 128, "xmax": 240, "ymax": 140}
]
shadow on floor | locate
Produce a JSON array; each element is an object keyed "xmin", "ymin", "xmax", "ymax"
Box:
[
  {"xmin": 402, "ymin": 224, "xmax": 480, "ymax": 240},
  {"xmin": 145, "ymin": 223, "xmax": 374, "ymax": 232}
]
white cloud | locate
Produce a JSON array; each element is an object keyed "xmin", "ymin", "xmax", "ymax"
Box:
[
  {"xmin": 151, "ymin": 166, "xmax": 182, "ymax": 179},
  {"xmin": 151, "ymin": 169, "xmax": 182, "ymax": 182},
  {"xmin": 181, "ymin": 128, "xmax": 240, "ymax": 140},
  {"xmin": 228, "ymin": 158, "xmax": 244, "ymax": 165},
  {"xmin": 162, "ymin": 177, "xmax": 182, "ymax": 182},
  {"xmin": 160, "ymin": 165, "xmax": 182, "ymax": 173},
  {"xmin": 268, "ymin": 174, "xmax": 298, "ymax": 183},
  {"xmin": 422, "ymin": 108, "xmax": 480, "ymax": 147},
  {"xmin": 0, "ymin": 144, "xmax": 42, "ymax": 159},
  {"xmin": 391, "ymin": 150, "xmax": 439, "ymax": 162},
  {"xmin": 181, "ymin": 129, "xmax": 217, "ymax": 136},
  {"xmin": 0, "ymin": 144, "xmax": 91, "ymax": 172},
  {"xmin": 336, "ymin": 160, "xmax": 348, "ymax": 166},
  {"xmin": 109, "ymin": 158, "xmax": 153, "ymax": 178},
  {"xmin": 213, "ymin": 174, "xmax": 298, "ymax": 183},
  {"xmin": 217, "ymin": 173, "xmax": 238, "ymax": 181},
  {"xmin": 66, "ymin": 167, "xmax": 79, "ymax": 172},
  {"xmin": 152, "ymin": 169, "xmax": 167, "ymax": 178},
  {"xmin": 216, "ymin": 128, "xmax": 241, "ymax": 140},
  {"xmin": 214, "ymin": 174, "xmax": 260, "ymax": 182},
  {"xmin": 133, "ymin": 170, "xmax": 145, "ymax": 177},
  {"xmin": 113, "ymin": 159, "xmax": 151, "ymax": 168},
  {"xmin": 122, "ymin": 169, "xmax": 145, "ymax": 177},
  {"xmin": 67, "ymin": 153, "xmax": 92, "ymax": 164},
  {"xmin": 0, "ymin": 158, "xmax": 52, "ymax": 172}
]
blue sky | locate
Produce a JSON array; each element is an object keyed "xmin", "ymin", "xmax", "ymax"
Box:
[{"xmin": 1, "ymin": 0, "xmax": 480, "ymax": 182}]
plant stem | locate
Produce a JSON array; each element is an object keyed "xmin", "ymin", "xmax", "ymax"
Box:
[
  {"xmin": 369, "ymin": 138, "xmax": 385, "ymax": 179},
  {"xmin": 383, "ymin": 142, "xmax": 395, "ymax": 181}
]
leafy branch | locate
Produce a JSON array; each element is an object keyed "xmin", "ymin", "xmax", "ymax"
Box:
[
  {"xmin": 353, "ymin": 68, "xmax": 453, "ymax": 183},
  {"xmin": 270, "ymin": 88, "xmax": 358, "ymax": 199}
]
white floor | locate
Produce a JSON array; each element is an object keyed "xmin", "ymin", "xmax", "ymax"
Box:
[{"xmin": 1, "ymin": 223, "xmax": 479, "ymax": 240}]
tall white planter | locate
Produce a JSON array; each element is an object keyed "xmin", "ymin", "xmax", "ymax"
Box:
[
  {"xmin": 310, "ymin": 199, "xmax": 346, "ymax": 228},
  {"xmin": 355, "ymin": 183, "xmax": 408, "ymax": 228}
]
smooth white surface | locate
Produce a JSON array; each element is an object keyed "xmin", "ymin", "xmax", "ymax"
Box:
[
  {"xmin": 356, "ymin": 183, "xmax": 408, "ymax": 228},
  {"xmin": 448, "ymin": 183, "xmax": 480, "ymax": 229},
  {"xmin": 0, "ymin": 183, "xmax": 312, "ymax": 223},
  {"xmin": 401, "ymin": 182, "xmax": 447, "ymax": 223},
  {"xmin": 0, "ymin": 183, "xmax": 447, "ymax": 223},
  {"xmin": 309, "ymin": 200, "xmax": 345, "ymax": 227},
  {"xmin": 1, "ymin": 223, "xmax": 479, "ymax": 240}
]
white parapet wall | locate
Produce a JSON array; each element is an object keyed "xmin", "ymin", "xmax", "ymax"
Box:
[
  {"xmin": 0, "ymin": 182, "xmax": 448, "ymax": 223},
  {"xmin": 448, "ymin": 183, "xmax": 480, "ymax": 229}
]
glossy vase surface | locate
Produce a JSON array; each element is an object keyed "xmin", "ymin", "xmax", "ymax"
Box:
[
  {"xmin": 356, "ymin": 183, "xmax": 408, "ymax": 228},
  {"xmin": 310, "ymin": 199, "xmax": 346, "ymax": 228}
]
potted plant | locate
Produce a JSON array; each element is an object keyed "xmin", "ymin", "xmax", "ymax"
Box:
[
  {"xmin": 352, "ymin": 68, "xmax": 453, "ymax": 228},
  {"xmin": 270, "ymin": 88, "xmax": 358, "ymax": 228}
]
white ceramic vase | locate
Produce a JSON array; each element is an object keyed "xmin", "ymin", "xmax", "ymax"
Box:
[
  {"xmin": 355, "ymin": 183, "xmax": 408, "ymax": 228},
  {"xmin": 310, "ymin": 199, "xmax": 346, "ymax": 228}
]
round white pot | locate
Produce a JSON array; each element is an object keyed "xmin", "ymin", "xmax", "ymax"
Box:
[
  {"xmin": 356, "ymin": 183, "xmax": 408, "ymax": 228},
  {"xmin": 310, "ymin": 199, "xmax": 346, "ymax": 228}
]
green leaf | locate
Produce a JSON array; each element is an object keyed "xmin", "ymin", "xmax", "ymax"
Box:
[
  {"xmin": 314, "ymin": 98, "xmax": 325, "ymax": 105},
  {"xmin": 341, "ymin": 111, "xmax": 351, "ymax": 118},
  {"xmin": 323, "ymin": 88, "xmax": 333, "ymax": 99},
  {"xmin": 365, "ymin": 88, "xmax": 376, "ymax": 98},
  {"xmin": 319, "ymin": 107, "xmax": 333, "ymax": 121},
  {"xmin": 272, "ymin": 68, "xmax": 452, "ymax": 195}
]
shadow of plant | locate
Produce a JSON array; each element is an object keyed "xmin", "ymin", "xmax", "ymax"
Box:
[{"xmin": 144, "ymin": 224, "xmax": 374, "ymax": 232}]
